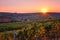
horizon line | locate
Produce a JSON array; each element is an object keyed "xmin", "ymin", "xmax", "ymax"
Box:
[{"xmin": 0, "ymin": 12, "xmax": 60, "ymax": 13}]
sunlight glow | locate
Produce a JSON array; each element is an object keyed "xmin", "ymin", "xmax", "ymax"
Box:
[{"xmin": 41, "ymin": 8, "xmax": 48, "ymax": 14}]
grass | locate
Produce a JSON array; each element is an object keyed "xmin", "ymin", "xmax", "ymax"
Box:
[
  {"xmin": 0, "ymin": 18, "xmax": 60, "ymax": 40},
  {"xmin": 0, "ymin": 18, "xmax": 60, "ymax": 31}
]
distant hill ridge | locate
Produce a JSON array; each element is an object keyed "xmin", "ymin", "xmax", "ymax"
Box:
[{"xmin": 0, "ymin": 12, "xmax": 60, "ymax": 22}]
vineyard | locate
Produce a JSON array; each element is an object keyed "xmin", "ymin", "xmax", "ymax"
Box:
[{"xmin": 0, "ymin": 18, "xmax": 60, "ymax": 40}]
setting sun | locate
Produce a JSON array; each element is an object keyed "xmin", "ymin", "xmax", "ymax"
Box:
[{"xmin": 41, "ymin": 8, "xmax": 48, "ymax": 14}]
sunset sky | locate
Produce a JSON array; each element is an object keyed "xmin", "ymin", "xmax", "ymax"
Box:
[{"xmin": 0, "ymin": 0, "xmax": 60, "ymax": 13}]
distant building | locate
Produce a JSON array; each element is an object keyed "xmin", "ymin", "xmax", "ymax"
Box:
[{"xmin": 0, "ymin": 16, "xmax": 11, "ymax": 23}]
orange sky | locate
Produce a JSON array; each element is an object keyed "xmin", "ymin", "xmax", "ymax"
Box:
[
  {"xmin": 0, "ymin": 6, "xmax": 60, "ymax": 13},
  {"xmin": 0, "ymin": 0, "xmax": 60, "ymax": 13}
]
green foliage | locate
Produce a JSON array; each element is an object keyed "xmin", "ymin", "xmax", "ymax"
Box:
[{"xmin": 0, "ymin": 18, "xmax": 60, "ymax": 40}]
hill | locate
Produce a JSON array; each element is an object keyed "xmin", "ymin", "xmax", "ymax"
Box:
[{"xmin": 0, "ymin": 12, "xmax": 60, "ymax": 22}]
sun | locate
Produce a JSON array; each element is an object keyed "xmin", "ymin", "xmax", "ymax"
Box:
[{"xmin": 41, "ymin": 8, "xmax": 48, "ymax": 14}]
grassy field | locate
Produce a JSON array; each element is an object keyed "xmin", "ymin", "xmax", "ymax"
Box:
[{"xmin": 0, "ymin": 18, "xmax": 60, "ymax": 40}]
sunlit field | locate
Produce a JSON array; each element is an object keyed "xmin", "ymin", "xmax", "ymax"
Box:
[{"xmin": 0, "ymin": 18, "xmax": 60, "ymax": 40}]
